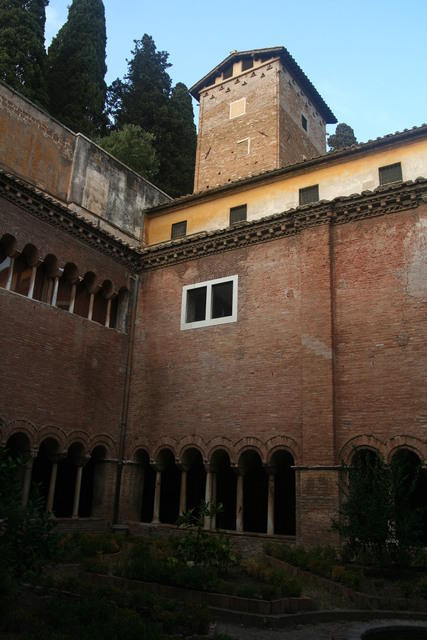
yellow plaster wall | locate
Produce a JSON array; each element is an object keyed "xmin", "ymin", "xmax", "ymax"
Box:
[{"xmin": 145, "ymin": 139, "xmax": 427, "ymax": 246}]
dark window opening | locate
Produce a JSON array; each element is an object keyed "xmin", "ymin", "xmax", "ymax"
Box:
[
  {"xmin": 301, "ymin": 114, "xmax": 308, "ymax": 131},
  {"xmin": 223, "ymin": 65, "xmax": 233, "ymax": 80},
  {"xmin": 299, "ymin": 184, "xmax": 319, "ymax": 205},
  {"xmin": 212, "ymin": 281, "xmax": 233, "ymax": 318},
  {"xmin": 186, "ymin": 286, "xmax": 207, "ymax": 323},
  {"xmin": 379, "ymin": 162, "xmax": 402, "ymax": 185},
  {"xmin": 242, "ymin": 58, "xmax": 253, "ymax": 72},
  {"xmin": 230, "ymin": 204, "xmax": 247, "ymax": 225},
  {"xmin": 0, "ymin": 256, "xmax": 11, "ymax": 288},
  {"xmin": 171, "ymin": 220, "xmax": 187, "ymax": 239}
]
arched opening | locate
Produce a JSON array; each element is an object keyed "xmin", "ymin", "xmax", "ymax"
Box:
[
  {"xmin": 392, "ymin": 449, "xmax": 427, "ymax": 545},
  {"xmin": 33, "ymin": 254, "xmax": 58, "ymax": 304},
  {"xmin": 183, "ymin": 448, "xmax": 206, "ymax": 516},
  {"xmin": 56, "ymin": 263, "xmax": 78, "ymax": 311},
  {"xmin": 54, "ymin": 442, "xmax": 85, "ymax": 518},
  {"xmin": 74, "ymin": 272, "xmax": 96, "ymax": 319},
  {"xmin": 157, "ymin": 448, "xmax": 180, "ymax": 524},
  {"xmin": 92, "ymin": 280, "xmax": 112, "ymax": 325},
  {"xmin": 138, "ymin": 450, "xmax": 155, "ymax": 523},
  {"xmin": 5, "ymin": 432, "xmax": 31, "ymax": 499},
  {"xmin": 240, "ymin": 449, "xmax": 268, "ymax": 533},
  {"xmin": 110, "ymin": 287, "xmax": 129, "ymax": 331},
  {"xmin": 211, "ymin": 449, "xmax": 236, "ymax": 530},
  {"xmin": 32, "ymin": 438, "xmax": 60, "ymax": 507},
  {"xmin": 270, "ymin": 449, "xmax": 296, "ymax": 535},
  {"xmin": 0, "ymin": 234, "xmax": 17, "ymax": 289},
  {"xmin": 11, "ymin": 244, "xmax": 38, "ymax": 296},
  {"xmin": 79, "ymin": 445, "xmax": 107, "ymax": 517}
]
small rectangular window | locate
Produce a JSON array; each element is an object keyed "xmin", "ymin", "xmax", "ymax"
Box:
[
  {"xmin": 301, "ymin": 114, "xmax": 308, "ymax": 131},
  {"xmin": 171, "ymin": 220, "xmax": 187, "ymax": 239},
  {"xmin": 230, "ymin": 204, "xmax": 247, "ymax": 225},
  {"xmin": 236, "ymin": 137, "xmax": 250, "ymax": 157},
  {"xmin": 181, "ymin": 275, "xmax": 238, "ymax": 330},
  {"xmin": 229, "ymin": 97, "xmax": 246, "ymax": 119},
  {"xmin": 186, "ymin": 286, "xmax": 207, "ymax": 323},
  {"xmin": 242, "ymin": 58, "xmax": 253, "ymax": 72},
  {"xmin": 299, "ymin": 184, "xmax": 319, "ymax": 205},
  {"xmin": 379, "ymin": 162, "xmax": 402, "ymax": 185},
  {"xmin": 223, "ymin": 65, "xmax": 233, "ymax": 80}
]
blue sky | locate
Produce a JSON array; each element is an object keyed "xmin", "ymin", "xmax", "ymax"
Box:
[{"xmin": 45, "ymin": 0, "xmax": 427, "ymax": 142}]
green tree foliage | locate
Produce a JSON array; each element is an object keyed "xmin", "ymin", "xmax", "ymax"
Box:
[
  {"xmin": 0, "ymin": 0, "xmax": 49, "ymax": 106},
  {"xmin": 167, "ymin": 82, "xmax": 197, "ymax": 196},
  {"xmin": 328, "ymin": 122, "xmax": 357, "ymax": 151},
  {"xmin": 46, "ymin": 0, "xmax": 107, "ymax": 136},
  {"xmin": 107, "ymin": 34, "xmax": 196, "ymax": 196},
  {"xmin": 97, "ymin": 124, "xmax": 159, "ymax": 180},
  {"xmin": 0, "ymin": 447, "xmax": 57, "ymax": 578},
  {"xmin": 335, "ymin": 450, "xmax": 427, "ymax": 566}
]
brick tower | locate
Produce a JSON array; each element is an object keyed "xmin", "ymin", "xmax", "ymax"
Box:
[{"xmin": 190, "ymin": 47, "xmax": 337, "ymax": 192}]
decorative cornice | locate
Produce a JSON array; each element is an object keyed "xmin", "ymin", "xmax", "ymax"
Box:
[
  {"xmin": 0, "ymin": 169, "xmax": 140, "ymax": 270},
  {"xmin": 140, "ymin": 178, "xmax": 427, "ymax": 271}
]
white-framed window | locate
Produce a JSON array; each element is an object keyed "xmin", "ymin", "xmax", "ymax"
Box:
[
  {"xmin": 229, "ymin": 97, "xmax": 246, "ymax": 119},
  {"xmin": 181, "ymin": 275, "xmax": 238, "ymax": 330},
  {"xmin": 236, "ymin": 137, "xmax": 250, "ymax": 157}
]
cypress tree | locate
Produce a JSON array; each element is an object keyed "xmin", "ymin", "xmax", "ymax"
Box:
[
  {"xmin": 108, "ymin": 35, "xmax": 197, "ymax": 196},
  {"xmin": 166, "ymin": 83, "xmax": 197, "ymax": 196},
  {"xmin": 46, "ymin": 0, "xmax": 107, "ymax": 137},
  {"xmin": 0, "ymin": 0, "xmax": 49, "ymax": 106}
]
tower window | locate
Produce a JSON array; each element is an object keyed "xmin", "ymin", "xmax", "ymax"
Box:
[
  {"xmin": 229, "ymin": 97, "xmax": 246, "ymax": 119},
  {"xmin": 299, "ymin": 184, "xmax": 319, "ymax": 205},
  {"xmin": 171, "ymin": 220, "xmax": 187, "ymax": 239},
  {"xmin": 230, "ymin": 204, "xmax": 247, "ymax": 225},
  {"xmin": 379, "ymin": 162, "xmax": 402, "ymax": 185},
  {"xmin": 223, "ymin": 65, "xmax": 233, "ymax": 80},
  {"xmin": 181, "ymin": 275, "xmax": 238, "ymax": 330},
  {"xmin": 236, "ymin": 138, "xmax": 250, "ymax": 157},
  {"xmin": 242, "ymin": 58, "xmax": 253, "ymax": 72},
  {"xmin": 301, "ymin": 114, "xmax": 308, "ymax": 131}
]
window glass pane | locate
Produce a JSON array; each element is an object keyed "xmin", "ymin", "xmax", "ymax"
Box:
[
  {"xmin": 212, "ymin": 281, "xmax": 233, "ymax": 319},
  {"xmin": 230, "ymin": 204, "xmax": 247, "ymax": 225},
  {"xmin": 299, "ymin": 184, "xmax": 319, "ymax": 205},
  {"xmin": 171, "ymin": 221, "xmax": 187, "ymax": 239},
  {"xmin": 379, "ymin": 162, "xmax": 402, "ymax": 185},
  {"xmin": 186, "ymin": 286, "xmax": 207, "ymax": 322}
]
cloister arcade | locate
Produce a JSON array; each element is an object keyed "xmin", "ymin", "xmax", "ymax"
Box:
[{"xmin": 0, "ymin": 233, "xmax": 128, "ymax": 330}]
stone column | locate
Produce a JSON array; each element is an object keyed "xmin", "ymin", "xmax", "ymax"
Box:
[
  {"xmin": 68, "ymin": 283, "xmax": 76, "ymax": 313},
  {"xmin": 51, "ymin": 276, "xmax": 59, "ymax": 307},
  {"xmin": 72, "ymin": 464, "xmax": 84, "ymax": 518},
  {"xmin": 27, "ymin": 266, "xmax": 37, "ymax": 299},
  {"xmin": 46, "ymin": 461, "xmax": 58, "ymax": 513},
  {"xmin": 211, "ymin": 471, "xmax": 217, "ymax": 530},
  {"xmin": 267, "ymin": 467, "xmax": 276, "ymax": 535},
  {"xmin": 179, "ymin": 467, "xmax": 187, "ymax": 516},
  {"xmin": 88, "ymin": 292, "xmax": 95, "ymax": 321},
  {"xmin": 204, "ymin": 465, "xmax": 213, "ymax": 530},
  {"xmin": 235, "ymin": 469, "xmax": 244, "ymax": 532},
  {"xmin": 152, "ymin": 467, "xmax": 162, "ymax": 524},
  {"xmin": 105, "ymin": 299, "xmax": 112, "ymax": 328},
  {"xmin": 22, "ymin": 450, "xmax": 37, "ymax": 507}
]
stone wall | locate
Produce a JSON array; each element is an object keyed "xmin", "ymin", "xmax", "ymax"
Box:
[{"xmin": 0, "ymin": 82, "xmax": 170, "ymax": 244}]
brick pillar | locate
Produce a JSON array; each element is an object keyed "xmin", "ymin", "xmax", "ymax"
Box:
[{"xmin": 298, "ymin": 221, "xmax": 339, "ymax": 546}]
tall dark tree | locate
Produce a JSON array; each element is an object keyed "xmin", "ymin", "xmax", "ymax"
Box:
[
  {"xmin": 166, "ymin": 82, "xmax": 197, "ymax": 196},
  {"xmin": 46, "ymin": 0, "xmax": 107, "ymax": 137},
  {"xmin": 0, "ymin": 0, "xmax": 49, "ymax": 106},
  {"xmin": 328, "ymin": 123, "xmax": 357, "ymax": 151},
  {"xmin": 107, "ymin": 35, "xmax": 196, "ymax": 196}
]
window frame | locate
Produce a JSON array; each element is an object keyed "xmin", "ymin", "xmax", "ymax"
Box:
[
  {"xmin": 171, "ymin": 220, "xmax": 187, "ymax": 240},
  {"xmin": 229, "ymin": 204, "xmax": 247, "ymax": 225},
  {"xmin": 299, "ymin": 184, "xmax": 319, "ymax": 206},
  {"xmin": 378, "ymin": 162, "xmax": 403, "ymax": 186},
  {"xmin": 229, "ymin": 97, "xmax": 246, "ymax": 119},
  {"xmin": 181, "ymin": 275, "xmax": 238, "ymax": 330}
]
